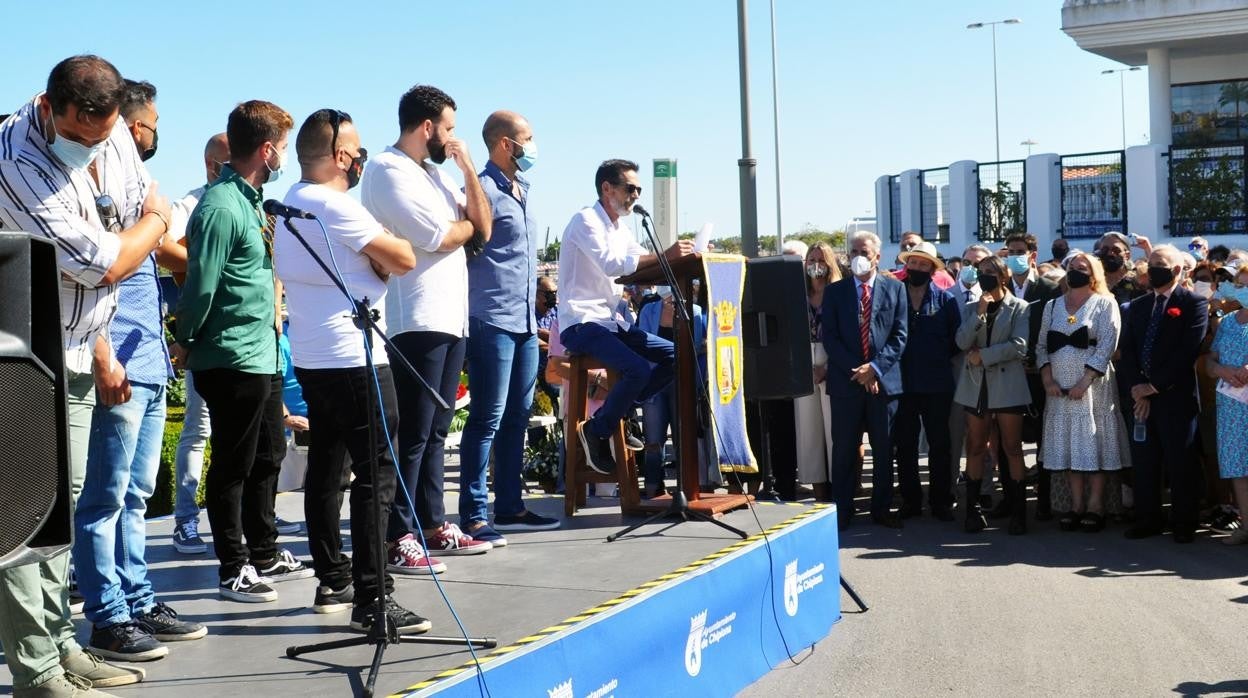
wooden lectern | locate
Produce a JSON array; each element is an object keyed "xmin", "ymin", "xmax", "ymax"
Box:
[{"xmin": 619, "ymin": 254, "xmax": 751, "ymax": 516}]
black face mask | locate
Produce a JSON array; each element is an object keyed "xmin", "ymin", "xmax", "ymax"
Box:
[
  {"xmin": 1066, "ymin": 268, "xmax": 1091, "ymax": 289},
  {"xmin": 140, "ymin": 129, "xmax": 158, "ymax": 162},
  {"xmin": 978, "ymin": 274, "xmax": 1000, "ymax": 293},
  {"xmin": 1051, "ymin": 246, "xmax": 1067, "ymax": 261},
  {"xmin": 1147, "ymin": 265, "xmax": 1176, "ymax": 288},
  {"xmin": 345, "ymin": 154, "xmax": 366, "ymax": 190},
  {"xmin": 906, "ymin": 269, "xmax": 931, "ymax": 287},
  {"xmin": 1100, "ymin": 254, "xmax": 1125, "ymax": 273}
]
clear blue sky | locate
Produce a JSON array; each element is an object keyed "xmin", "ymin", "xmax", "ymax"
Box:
[{"xmin": 0, "ymin": 0, "xmax": 1147, "ymax": 242}]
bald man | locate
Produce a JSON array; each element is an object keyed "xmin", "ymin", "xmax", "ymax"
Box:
[
  {"xmin": 169, "ymin": 132, "xmax": 229, "ymax": 556},
  {"xmin": 459, "ymin": 110, "xmax": 561, "ymax": 541},
  {"xmin": 1118, "ymin": 245, "xmax": 1207, "ymax": 543}
]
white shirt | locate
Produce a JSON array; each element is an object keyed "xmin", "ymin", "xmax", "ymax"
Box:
[
  {"xmin": 0, "ymin": 95, "xmax": 150, "ymax": 373},
  {"xmin": 361, "ymin": 146, "xmax": 468, "ymax": 337},
  {"xmin": 960, "ymin": 283, "xmax": 981, "ymax": 304},
  {"xmin": 557, "ymin": 201, "xmax": 646, "ymax": 330},
  {"xmin": 275, "ymin": 182, "xmax": 389, "ymax": 369},
  {"xmin": 168, "ymin": 185, "xmax": 205, "ymax": 244},
  {"xmin": 1012, "ymin": 270, "xmax": 1035, "ymax": 299}
]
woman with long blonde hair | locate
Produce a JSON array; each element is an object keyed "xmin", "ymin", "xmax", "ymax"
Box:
[
  {"xmin": 794, "ymin": 241, "xmax": 842, "ymax": 501},
  {"xmin": 1036, "ymin": 252, "xmax": 1126, "ymax": 531}
]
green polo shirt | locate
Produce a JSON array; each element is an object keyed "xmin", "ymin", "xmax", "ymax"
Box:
[{"xmin": 175, "ymin": 165, "xmax": 278, "ymax": 374}]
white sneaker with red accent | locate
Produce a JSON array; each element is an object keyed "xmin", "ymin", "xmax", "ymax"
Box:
[
  {"xmin": 387, "ymin": 534, "xmax": 448, "ymax": 575},
  {"xmin": 425, "ymin": 522, "xmax": 492, "ymax": 556}
]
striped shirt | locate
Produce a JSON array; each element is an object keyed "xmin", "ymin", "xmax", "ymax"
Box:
[{"xmin": 0, "ymin": 94, "xmax": 151, "ymax": 373}]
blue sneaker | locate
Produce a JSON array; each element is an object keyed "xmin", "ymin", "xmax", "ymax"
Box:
[
  {"xmin": 493, "ymin": 510, "xmax": 561, "ymax": 532},
  {"xmin": 468, "ymin": 524, "xmax": 508, "ymax": 548}
]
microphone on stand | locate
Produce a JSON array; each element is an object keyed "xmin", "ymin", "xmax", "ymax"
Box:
[
  {"xmin": 632, "ymin": 204, "xmax": 652, "ymax": 218},
  {"xmin": 263, "ymin": 199, "xmax": 317, "ymax": 220}
]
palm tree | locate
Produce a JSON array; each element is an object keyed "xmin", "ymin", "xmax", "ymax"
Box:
[{"xmin": 1218, "ymin": 81, "xmax": 1248, "ymax": 140}]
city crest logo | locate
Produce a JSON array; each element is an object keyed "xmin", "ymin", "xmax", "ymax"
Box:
[
  {"xmin": 684, "ymin": 608, "xmax": 736, "ymax": 677},
  {"xmin": 783, "ymin": 558, "xmax": 826, "ymax": 617},
  {"xmin": 547, "ymin": 678, "xmax": 573, "ymax": 698}
]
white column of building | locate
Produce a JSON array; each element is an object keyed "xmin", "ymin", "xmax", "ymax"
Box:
[
  {"xmin": 1147, "ymin": 47, "xmax": 1172, "ymax": 148},
  {"xmin": 947, "ymin": 160, "xmax": 978, "ymax": 258}
]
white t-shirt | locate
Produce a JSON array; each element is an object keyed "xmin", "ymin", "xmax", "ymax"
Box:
[
  {"xmin": 361, "ymin": 146, "xmax": 469, "ymax": 338},
  {"xmin": 275, "ymin": 182, "xmax": 389, "ymax": 369},
  {"xmin": 557, "ymin": 201, "xmax": 645, "ymax": 330}
]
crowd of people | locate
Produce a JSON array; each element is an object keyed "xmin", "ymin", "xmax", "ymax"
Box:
[
  {"xmin": 2, "ymin": 52, "xmax": 1245, "ymax": 698},
  {"xmin": 0, "ymin": 55, "xmax": 697, "ymax": 698},
  {"xmin": 784, "ymin": 227, "xmax": 1247, "ymax": 545}
]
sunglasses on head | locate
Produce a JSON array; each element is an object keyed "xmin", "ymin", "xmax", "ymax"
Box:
[{"xmin": 320, "ymin": 108, "xmax": 367, "ymax": 163}]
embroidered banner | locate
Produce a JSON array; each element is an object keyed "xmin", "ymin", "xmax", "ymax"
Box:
[{"xmin": 702, "ymin": 253, "xmax": 758, "ymax": 474}]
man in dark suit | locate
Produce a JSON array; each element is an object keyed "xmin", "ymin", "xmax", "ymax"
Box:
[
  {"xmin": 1117, "ymin": 245, "xmax": 1208, "ymax": 543},
  {"xmin": 996, "ymin": 232, "xmax": 1061, "ymax": 520},
  {"xmin": 823, "ymin": 232, "xmax": 909, "ymax": 530}
]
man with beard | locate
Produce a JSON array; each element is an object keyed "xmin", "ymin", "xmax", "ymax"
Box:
[{"xmin": 362, "ymin": 85, "xmax": 496, "ymax": 566}]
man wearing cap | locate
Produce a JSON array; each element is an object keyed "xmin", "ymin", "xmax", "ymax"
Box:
[{"xmin": 893, "ymin": 242, "xmax": 961, "ymax": 521}]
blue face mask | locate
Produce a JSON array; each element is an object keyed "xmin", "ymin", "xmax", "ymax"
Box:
[
  {"xmin": 264, "ymin": 144, "xmax": 286, "ymax": 184},
  {"xmin": 960, "ymin": 265, "xmax": 978, "ymax": 287},
  {"xmin": 47, "ymin": 118, "xmax": 105, "ymax": 172},
  {"xmin": 511, "ymin": 138, "xmax": 537, "ymax": 172},
  {"xmin": 1006, "ymin": 254, "xmax": 1031, "ymax": 275},
  {"xmin": 1226, "ymin": 286, "xmax": 1248, "ymax": 307}
]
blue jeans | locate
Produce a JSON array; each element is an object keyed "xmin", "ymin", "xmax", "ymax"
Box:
[
  {"xmin": 460, "ymin": 317, "xmax": 538, "ymax": 523},
  {"xmin": 559, "ymin": 322, "xmax": 675, "ymax": 440},
  {"xmin": 174, "ymin": 370, "xmax": 211, "ymax": 524},
  {"xmin": 73, "ymin": 381, "xmax": 164, "ymax": 627},
  {"xmin": 642, "ymin": 386, "xmax": 675, "ymax": 490}
]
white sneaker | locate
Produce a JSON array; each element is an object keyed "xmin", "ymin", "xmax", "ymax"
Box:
[{"xmin": 219, "ymin": 564, "xmax": 278, "ymax": 603}]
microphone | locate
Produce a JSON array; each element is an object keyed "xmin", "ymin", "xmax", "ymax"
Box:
[
  {"xmin": 632, "ymin": 204, "xmax": 652, "ymax": 218},
  {"xmin": 263, "ymin": 199, "xmax": 317, "ymax": 220}
]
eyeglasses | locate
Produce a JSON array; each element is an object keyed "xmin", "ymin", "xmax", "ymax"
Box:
[
  {"xmin": 1188, "ymin": 242, "xmax": 1206, "ymax": 250},
  {"xmin": 95, "ymin": 194, "xmax": 120, "ymax": 233},
  {"xmin": 900, "ymin": 242, "xmax": 918, "ymax": 251},
  {"xmin": 615, "ymin": 182, "xmax": 642, "ymax": 196}
]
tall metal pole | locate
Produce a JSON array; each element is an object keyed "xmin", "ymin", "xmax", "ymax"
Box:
[
  {"xmin": 991, "ymin": 23, "xmax": 1001, "ymax": 166},
  {"xmin": 1118, "ymin": 71, "xmax": 1127, "ymax": 151},
  {"xmin": 769, "ymin": 0, "xmax": 784, "ymax": 251},
  {"xmin": 737, "ymin": 0, "xmax": 760, "ymax": 258}
]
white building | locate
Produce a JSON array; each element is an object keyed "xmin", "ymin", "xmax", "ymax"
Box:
[{"xmin": 876, "ymin": 1, "xmax": 1248, "ymax": 259}]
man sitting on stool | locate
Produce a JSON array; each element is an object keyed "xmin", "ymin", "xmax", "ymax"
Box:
[{"xmin": 557, "ymin": 158, "xmax": 693, "ymax": 474}]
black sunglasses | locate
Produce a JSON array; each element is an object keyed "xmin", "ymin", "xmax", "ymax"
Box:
[
  {"xmin": 319, "ymin": 109, "xmax": 367, "ymax": 164},
  {"xmin": 615, "ymin": 182, "xmax": 642, "ymax": 196}
]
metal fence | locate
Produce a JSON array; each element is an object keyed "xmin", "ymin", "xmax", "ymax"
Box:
[
  {"xmin": 888, "ymin": 175, "xmax": 902, "ymax": 242},
  {"xmin": 1059, "ymin": 150, "xmax": 1126, "ymax": 239},
  {"xmin": 919, "ymin": 168, "xmax": 951, "ymax": 243},
  {"xmin": 976, "ymin": 160, "xmax": 1026, "ymax": 242},
  {"xmin": 1167, "ymin": 143, "xmax": 1247, "ymax": 237}
]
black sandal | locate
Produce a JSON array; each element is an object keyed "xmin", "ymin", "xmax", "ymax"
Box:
[
  {"xmin": 1058, "ymin": 511, "xmax": 1080, "ymax": 532},
  {"xmin": 1080, "ymin": 512, "xmax": 1105, "ymax": 533}
]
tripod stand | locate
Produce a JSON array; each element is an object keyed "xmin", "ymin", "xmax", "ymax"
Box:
[
  {"xmin": 607, "ymin": 210, "xmax": 747, "ymax": 542},
  {"xmin": 273, "ymin": 213, "xmax": 494, "ymax": 697}
]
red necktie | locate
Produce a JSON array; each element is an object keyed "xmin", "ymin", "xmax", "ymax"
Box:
[{"xmin": 859, "ymin": 282, "xmax": 872, "ymax": 361}]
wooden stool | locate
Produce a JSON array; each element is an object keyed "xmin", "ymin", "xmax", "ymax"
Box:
[{"xmin": 563, "ymin": 353, "xmax": 642, "ymax": 515}]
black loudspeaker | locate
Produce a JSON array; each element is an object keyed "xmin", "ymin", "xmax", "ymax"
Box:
[
  {"xmin": 742, "ymin": 255, "xmax": 814, "ymax": 400},
  {"xmin": 0, "ymin": 232, "xmax": 72, "ymax": 569}
]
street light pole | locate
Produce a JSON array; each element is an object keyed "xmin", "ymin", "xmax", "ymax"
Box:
[
  {"xmin": 769, "ymin": 0, "xmax": 784, "ymax": 252},
  {"xmin": 1020, "ymin": 138, "xmax": 1037, "ymax": 156},
  {"xmin": 967, "ymin": 19, "xmax": 1020, "ymax": 170},
  {"xmin": 1102, "ymin": 66, "xmax": 1141, "ymax": 151},
  {"xmin": 737, "ymin": 0, "xmax": 760, "ymax": 258}
]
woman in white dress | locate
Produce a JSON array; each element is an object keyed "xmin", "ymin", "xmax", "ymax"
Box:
[
  {"xmin": 795, "ymin": 241, "xmax": 842, "ymax": 501},
  {"xmin": 1037, "ymin": 252, "xmax": 1125, "ymax": 532}
]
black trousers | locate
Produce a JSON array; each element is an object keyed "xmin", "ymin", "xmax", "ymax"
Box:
[
  {"xmin": 894, "ymin": 392, "xmax": 954, "ymax": 510},
  {"xmin": 387, "ymin": 331, "xmax": 465, "ymax": 539},
  {"xmin": 194, "ymin": 369, "xmax": 284, "ymax": 580},
  {"xmin": 296, "ymin": 365, "xmax": 398, "ymax": 605},
  {"xmin": 830, "ymin": 389, "xmax": 898, "ymax": 524},
  {"xmin": 1125, "ymin": 397, "xmax": 1200, "ymax": 530}
]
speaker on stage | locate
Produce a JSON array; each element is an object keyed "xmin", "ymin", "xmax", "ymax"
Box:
[
  {"xmin": 742, "ymin": 255, "xmax": 813, "ymax": 401},
  {"xmin": 0, "ymin": 232, "xmax": 72, "ymax": 569}
]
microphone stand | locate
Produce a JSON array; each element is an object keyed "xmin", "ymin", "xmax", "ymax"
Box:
[
  {"xmin": 275, "ymin": 215, "xmax": 495, "ymax": 697},
  {"xmin": 607, "ymin": 211, "xmax": 747, "ymax": 542}
]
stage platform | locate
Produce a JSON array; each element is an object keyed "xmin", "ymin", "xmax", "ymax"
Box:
[{"xmin": 0, "ymin": 488, "xmax": 838, "ymax": 697}]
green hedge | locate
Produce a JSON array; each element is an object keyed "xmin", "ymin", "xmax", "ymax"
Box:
[{"xmin": 147, "ymin": 405, "xmax": 210, "ymax": 519}]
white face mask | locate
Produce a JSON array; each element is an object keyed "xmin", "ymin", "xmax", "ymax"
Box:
[
  {"xmin": 264, "ymin": 144, "xmax": 286, "ymax": 184},
  {"xmin": 850, "ymin": 254, "xmax": 873, "ymax": 277},
  {"xmin": 1192, "ymin": 280, "xmax": 1214, "ymax": 299}
]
